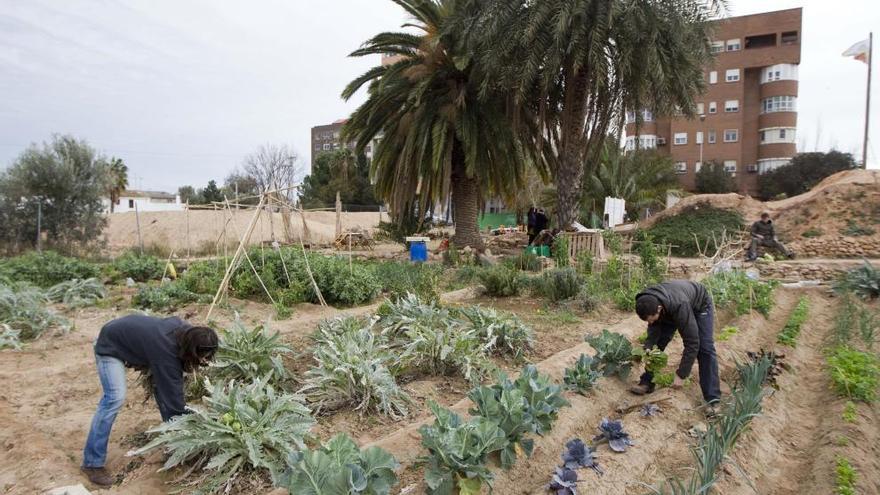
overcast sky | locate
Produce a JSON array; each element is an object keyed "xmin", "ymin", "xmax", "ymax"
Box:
[{"xmin": 1, "ymin": 0, "xmax": 879, "ymax": 193}]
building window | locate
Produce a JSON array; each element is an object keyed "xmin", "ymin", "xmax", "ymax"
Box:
[
  {"xmin": 781, "ymin": 31, "xmax": 799, "ymax": 45},
  {"xmin": 128, "ymin": 199, "xmax": 135, "ymax": 209},
  {"xmin": 726, "ymin": 39, "xmax": 741, "ymax": 51},
  {"xmin": 323, "ymin": 143, "xmax": 331, "ymax": 150},
  {"xmin": 725, "ymin": 69, "xmax": 740, "ymax": 82},
  {"xmin": 759, "ymin": 127, "xmax": 797, "ymax": 144},
  {"xmin": 723, "ymin": 160, "xmax": 737, "ymax": 173},
  {"xmin": 675, "ymin": 162, "xmax": 687, "ymax": 174},
  {"xmin": 674, "ymin": 132, "xmax": 688, "ymax": 145},
  {"xmin": 314, "ymin": 145, "xmax": 321, "ymax": 151},
  {"xmin": 696, "ymin": 102, "xmax": 704, "ymax": 115},
  {"xmin": 761, "ymin": 95, "xmax": 797, "ymax": 113},
  {"xmin": 758, "ymin": 157, "xmax": 793, "ymax": 173},
  {"xmin": 696, "ymin": 131, "xmax": 703, "ymax": 144},
  {"xmin": 708, "ymin": 102, "xmax": 717, "ymax": 114},
  {"xmin": 709, "ymin": 71, "xmax": 718, "ymax": 84},
  {"xmin": 745, "ymin": 33, "xmax": 777, "ymax": 49},
  {"xmin": 724, "ymin": 100, "xmax": 739, "ymax": 112},
  {"xmin": 724, "ymin": 129, "xmax": 739, "ymax": 142},
  {"xmin": 708, "ymin": 130, "xmax": 717, "ymax": 144},
  {"xmin": 762, "ymin": 64, "xmax": 798, "ymax": 83},
  {"xmin": 710, "ymin": 41, "xmax": 724, "ymax": 54}
]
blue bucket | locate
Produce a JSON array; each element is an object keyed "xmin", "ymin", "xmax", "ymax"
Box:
[{"xmin": 409, "ymin": 241, "xmax": 428, "ymax": 263}]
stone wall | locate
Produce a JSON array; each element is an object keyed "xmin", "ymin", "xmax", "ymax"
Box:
[{"xmin": 789, "ymin": 236, "xmax": 880, "ymax": 259}]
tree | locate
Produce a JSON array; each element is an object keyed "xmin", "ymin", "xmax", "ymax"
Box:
[
  {"xmin": 341, "ymin": 0, "xmax": 533, "ymax": 249},
  {"xmin": 242, "ymin": 144, "xmax": 301, "ymax": 199},
  {"xmin": 177, "ymin": 185, "xmax": 200, "ymax": 205},
  {"xmin": 104, "ymin": 157, "xmax": 128, "ymax": 213},
  {"xmin": 299, "ymin": 149, "xmax": 378, "ymax": 209},
  {"xmin": 223, "ymin": 170, "xmax": 260, "ymax": 205},
  {"xmin": 695, "ymin": 160, "xmax": 737, "ymax": 194},
  {"xmin": 476, "ymin": 0, "xmax": 716, "ymax": 229},
  {"xmin": 0, "ymin": 135, "xmax": 109, "ymax": 253},
  {"xmin": 584, "ymin": 141, "xmax": 679, "ymax": 220},
  {"xmin": 758, "ymin": 150, "xmax": 857, "ymax": 200},
  {"xmin": 201, "ymin": 180, "xmax": 223, "ymax": 203}
]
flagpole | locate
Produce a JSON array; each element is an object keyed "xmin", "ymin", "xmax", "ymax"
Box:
[{"xmin": 863, "ymin": 32, "xmax": 873, "ymax": 169}]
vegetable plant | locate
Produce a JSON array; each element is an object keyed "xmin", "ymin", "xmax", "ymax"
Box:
[
  {"xmin": 212, "ymin": 320, "xmax": 293, "ymax": 386},
  {"xmin": 131, "ymin": 281, "xmax": 201, "ymax": 311},
  {"xmin": 0, "ymin": 282, "xmax": 70, "ymax": 341},
  {"xmin": 0, "ymin": 324, "xmax": 21, "ymax": 350},
  {"xmin": 717, "ymin": 326, "xmax": 738, "ymax": 342},
  {"xmin": 632, "ymin": 347, "xmax": 674, "ymax": 388},
  {"xmin": 418, "ymin": 402, "xmax": 508, "ymax": 495},
  {"xmin": 511, "ymin": 365, "xmax": 570, "ymax": 434},
  {"xmin": 553, "ymin": 235, "xmax": 570, "ymax": 268},
  {"xmin": 561, "ymin": 438, "xmax": 601, "ymax": 474},
  {"xmin": 456, "ymin": 306, "xmax": 534, "ymax": 359},
  {"xmin": 533, "ymin": 268, "xmax": 581, "ymax": 302},
  {"xmin": 468, "ymin": 385, "xmax": 535, "ymax": 469},
  {"xmin": 563, "ymin": 354, "xmax": 601, "ymax": 395},
  {"xmin": 842, "ymin": 401, "xmax": 858, "ymax": 423},
  {"xmin": 133, "ymin": 377, "xmax": 315, "ymax": 494},
  {"xmin": 827, "ymin": 346, "xmax": 880, "ymax": 402},
  {"xmin": 777, "ymin": 296, "xmax": 809, "ymax": 346},
  {"xmin": 585, "ymin": 330, "xmax": 633, "ymax": 378},
  {"xmin": 301, "ymin": 318, "xmax": 410, "ymax": 418},
  {"xmin": 547, "ymin": 467, "xmax": 579, "ymax": 495},
  {"xmin": 834, "ymin": 259, "xmax": 880, "ymax": 299},
  {"xmin": 282, "ymin": 433, "xmax": 398, "ymax": 495},
  {"xmin": 703, "ymin": 270, "xmax": 777, "ymax": 317},
  {"xmin": 373, "ymin": 261, "xmax": 442, "ymax": 303},
  {"xmin": 44, "ymin": 278, "xmax": 107, "ymax": 307},
  {"xmin": 110, "ymin": 251, "xmax": 165, "ymax": 282},
  {"xmin": 0, "ymin": 251, "xmax": 99, "ymax": 287},
  {"xmin": 593, "ymin": 418, "xmax": 634, "ymax": 452},
  {"xmin": 477, "ymin": 265, "xmax": 527, "ymax": 297},
  {"xmin": 835, "ymin": 456, "xmax": 857, "ymax": 495}
]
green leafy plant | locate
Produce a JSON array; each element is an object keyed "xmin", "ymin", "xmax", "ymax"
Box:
[
  {"xmin": 533, "ymin": 267, "xmax": 581, "ymax": 302},
  {"xmin": 553, "ymin": 235, "xmax": 570, "ymax": 268},
  {"xmin": 647, "ymin": 205, "xmax": 743, "ymax": 257},
  {"xmin": 283, "ymin": 433, "xmax": 398, "ymax": 495},
  {"xmin": 835, "ymin": 456, "xmax": 857, "ymax": 495},
  {"xmin": 508, "ymin": 251, "xmax": 541, "ymax": 271},
  {"xmin": 477, "ymin": 265, "xmax": 527, "ymax": 297},
  {"xmin": 636, "ymin": 231, "xmax": 665, "ymax": 282},
  {"xmin": 834, "ymin": 259, "xmax": 880, "ymax": 299},
  {"xmin": 840, "ymin": 219, "xmax": 875, "ymax": 237},
  {"xmin": 374, "ymin": 261, "xmax": 442, "ymax": 302},
  {"xmin": 133, "ymin": 377, "xmax": 315, "ymax": 494},
  {"xmin": 575, "ymin": 250, "xmax": 594, "ymax": 275},
  {"xmin": 44, "ymin": 278, "xmax": 107, "ymax": 307},
  {"xmin": 179, "ymin": 259, "xmax": 226, "ymax": 295},
  {"xmin": 0, "ymin": 324, "xmax": 22, "ymax": 350},
  {"xmin": 301, "ymin": 317, "xmax": 410, "ymax": 419},
  {"xmin": 110, "ymin": 251, "xmax": 165, "ymax": 282},
  {"xmin": 131, "ymin": 282, "xmax": 201, "ymax": 311},
  {"xmin": 717, "ymin": 326, "xmax": 738, "ymax": 342},
  {"xmin": 394, "ymin": 318, "xmax": 493, "ymax": 384},
  {"xmin": 0, "ymin": 251, "xmax": 100, "ymax": 287},
  {"xmin": 456, "ymin": 306, "xmax": 534, "ymax": 359},
  {"xmin": 801, "ymin": 228, "xmax": 823, "ymax": 238},
  {"xmin": 586, "ymin": 330, "xmax": 633, "ymax": 378},
  {"xmin": 842, "ymin": 401, "xmax": 858, "ymax": 423},
  {"xmin": 418, "ymin": 402, "xmax": 508, "ymax": 495},
  {"xmin": 858, "ymin": 306, "xmax": 877, "ymax": 349},
  {"xmin": 704, "ymin": 270, "xmax": 777, "ymax": 317},
  {"xmin": 211, "ymin": 320, "xmax": 293, "ymax": 386},
  {"xmin": 778, "ymin": 296, "xmax": 809, "ymax": 346},
  {"xmin": 633, "ymin": 347, "xmax": 674, "ymax": 388},
  {"xmin": 827, "ymin": 346, "xmax": 880, "ymax": 402},
  {"xmin": 467, "ymin": 386, "xmax": 535, "ymax": 470},
  {"xmin": 563, "ymin": 354, "xmax": 601, "ymax": 395},
  {"xmin": 0, "ymin": 283, "xmax": 70, "ymax": 341}
]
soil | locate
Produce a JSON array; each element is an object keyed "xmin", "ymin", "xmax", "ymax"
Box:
[{"xmin": 2, "ymin": 285, "xmax": 878, "ymax": 494}]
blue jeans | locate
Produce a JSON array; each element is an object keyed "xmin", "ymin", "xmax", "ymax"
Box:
[
  {"xmin": 639, "ymin": 302, "xmax": 721, "ymax": 403},
  {"xmin": 83, "ymin": 352, "xmax": 127, "ymax": 468}
]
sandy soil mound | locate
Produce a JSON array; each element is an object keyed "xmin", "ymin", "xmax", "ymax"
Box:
[
  {"xmin": 639, "ymin": 170, "xmax": 880, "ymax": 258},
  {"xmin": 102, "ymin": 209, "xmax": 390, "ymax": 255}
]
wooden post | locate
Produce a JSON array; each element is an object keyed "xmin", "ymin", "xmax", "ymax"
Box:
[
  {"xmin": 335, "ymin": 191, "xmax": 342, "ymax": 238},
  {"xmin": 185, "ymin": 200, "xmax": 191, "ymax": 260},
  {"xmin": 134, "ymin": 201, "xmax": 144, "ymax": 255}
]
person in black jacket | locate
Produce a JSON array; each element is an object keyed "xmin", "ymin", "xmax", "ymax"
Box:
[
  {"xmin": 746, "ymin": 212, "xmax": 794, "ymax": 261},
  {"xmin": 81, "ymin": 315, "xmax": 218, "ymax": 487},
  {"xmin": 527, "ymin": 207, "xmax": 538, "ymax": 245},
  {"xmin": 630, "ymin": 281, "xmax": 721, "ymax": 412}
]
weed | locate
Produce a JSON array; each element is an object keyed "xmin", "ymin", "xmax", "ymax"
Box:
[
  {"xmin": 840, "ymin": 219, "xmax": 875, "ymax": 237},
  {"xmin": 835, "ymin": 456, "xmax": 857, "ymax": 495},
  {"xmin": 778, "ymin": 296, "xmax": 809, "ymax": 346},
  {"xmin": 842, "ymin": 401, "xmax": 858, "ymax": 423},
  {"xmin": 801, "ymin": 228, "xmax": 824, "ymax": 238},
  {"xmin": 827, "ymin": 346, "xmax": 880, "ymax": 402}
]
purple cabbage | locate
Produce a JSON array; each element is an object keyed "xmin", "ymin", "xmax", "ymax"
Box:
[
  {"xmin": 548, "ymin": 466, "xmax": 579, "ymax": 495},
  {"xmin": 561, "ymin": 438, "xmax": 603, "ymax": 474},
  {"xmin": 593, "ymin": 418, "xmax": 635, "ymax": 453}
]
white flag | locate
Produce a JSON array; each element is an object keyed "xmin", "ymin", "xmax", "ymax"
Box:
[{"xmin": 843, "ymin": 39, "xmax": 870, "ymax": 64}]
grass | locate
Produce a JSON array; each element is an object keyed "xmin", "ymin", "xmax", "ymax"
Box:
[{"xmin": 533, "ymin": 307, "xmax": 581, "ymax": 326}]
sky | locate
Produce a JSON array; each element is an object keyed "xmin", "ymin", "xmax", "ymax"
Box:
[{"xmin": 1, "ymin": 0, "xmax": 879, "ymax": 193}]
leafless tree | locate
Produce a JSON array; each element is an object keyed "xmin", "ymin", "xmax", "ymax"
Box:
[{"xmin": 241, "ymin": 144, "xmax": 302, "ymax": 198}]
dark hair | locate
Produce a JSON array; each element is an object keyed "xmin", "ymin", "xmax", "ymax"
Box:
[
  {"xmin": 177, "ymin": 326, "xmax": 219, "ymax": 372},
  {"xmin": 761, "ymin": 212, "xmax": 770, "ymax": 219},
  {"xmin": 635, "ymin": 295, "xmax": 662, "ymax": 321}
]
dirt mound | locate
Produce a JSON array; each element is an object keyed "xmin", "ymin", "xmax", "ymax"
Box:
[
  {"xmin": 102, "ymin": 209, "xmax": 389, "ymax": 255},
  {"xmin": 639, "ymin": 170, "xmax": 880, "ymax": 258}
]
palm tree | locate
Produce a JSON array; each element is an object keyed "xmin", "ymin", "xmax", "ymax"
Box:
[
  {"xmin": 341, "ymin": 0, "xmax": 534, "ymax": 249},
  {"xmin": 475, "ymin": 0, "xmax": 719, "ymax": 229},
  {"xmin": 105, "ymin": 157, "xmax": 128, "ymax": 213}
]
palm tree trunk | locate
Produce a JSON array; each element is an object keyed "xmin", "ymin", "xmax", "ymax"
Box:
[
  {"xmin": 555, "ymin": 147, "xmax": 585, "ymax": 231},
  {"xmin": 450, "ymin": 150, "xmax": 483, "ymax": 250}
]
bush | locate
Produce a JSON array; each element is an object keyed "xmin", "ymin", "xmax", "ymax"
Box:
[
  {"xmin": 533, "ymin": 268, "xmax": 581, "ymax": 302},
  {"xmin": 553, "ymin": 236, "xmax": 570, "ymax": 268},
  {"xmin": 506, "ymin": 251, "xmax": 541, "ymax": 272},
  {"xmin": 110, "ymin": 252, "xmax": 165, "ymax": 282},
  {"xmin": 45, "ymin": 278, "xmax": 107, "ymax": 308},
  {"xmin": 283, "ymin": 433, "xmax": 398, "ymax": 495},
  {"xmin": 133, "ymin": 378, "xmax": 315, "ymax": 493},
  {"xmin": 373, "ymin": 261, "xmax": 442, "ymax": 302},
  {"xmin": 456, "ymin": 306, "xmax": 534, "ymax": 359},
  {"xmin": 647, "ymin": 204, "xmax": 744, "ymax": 257},
  {"xmin": 211, "ymin": 320, "xmax": 293, "ymax": 386},
  {"xmin": 827, "ymin": 346, "xmax": 880, "ymax": 402},
  {"xmin": 179, "ymin": 260, "xmax": 225, "ymax": 295},
  {"xmin": 835, "ymin": 260, "xmax": 880, "ymax": 299},
  {"xmin": 478, "ymin": 265, "xmax": 527, "ymax": 297},
  {"xmin": 758, "ymin": 150, "xmax": 858, "ymax": 200},
  {"xmin": 703, "ymin": 270, "xmax": 777, "ymax": 317},
  {"xmin": 0, "ymin": 251, "xmax": 100, "ymax": 287},
  {"xmin": 577, "ymin": 285, "xmax": 600, "ymax": 312},
  {"xmin": 695, "ymin": 160, "xmax": 737, "ymax": 194},
  {"xmin": 131, "ymin": 282, "xmax": 200, "ymax": 311}
]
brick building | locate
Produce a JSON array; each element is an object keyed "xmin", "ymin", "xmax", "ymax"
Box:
[
  {"xmin": 310, "ymin": 119, "xmax": 372, "ymax": 167},
  {"xmin": 624, "ymin": 8, "xmax": 802, "ymax": 194}
]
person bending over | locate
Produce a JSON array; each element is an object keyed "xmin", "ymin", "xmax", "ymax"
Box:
[
  {"xmin": 630, "ymin": 280, "xmax": 721, "ymax": 416},
  {"xmin": 81, "ymin": 314, "xmax": 218, "ymax": 487}
]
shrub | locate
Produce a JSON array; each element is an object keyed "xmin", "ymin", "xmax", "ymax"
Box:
[
  {"xmin": 0, "ymin": 251, "xmax": 100, "ymax": 287},
  {"xmin": 827, "ymin": 346, "xmax": 880, "ymax": 402},
  {"xmin": 636, "ymin": 231, "xmax": 665, "ymax": 282},
  {"xmin": 179, "ymin": 260, "xmax": 225, "ymax": 295},
  {"xmin": 478, "ymin": 265, "xmax": 527, "ymax": 297},
  {"xmin": 777, "ymin": 296, "xmax": 809, "ymax": 346},
  {"xmin": 0, "ymin": 283, "xmax": 69, "ymax": 341},
  {"xmin": 373, "ymin": 261, "xmax": 442, "ymax": 302},
  {"xmin": 283, "ymin": 433, "xmax": 398, "ymax": 495},
  {"xmin": 133, "ymin": 378, "xmax": 315, "ymax": 494},
  {"xmin": 44, "ymin": 278, "xmax": 107, "ymax": 307},
  {"xmin": 394, "ymin": 316, "xmax": 493, "ymax": 384},
  {"xmin": 419, "ymin": 402, "xmax": 508, "ymax": 495},
  {"xmin": 563, "ymin": 354, "xmax": 601, "ymax": 395},
  {"xmin": 456, "ymin": 306, "xmax": 534, "ymax": 359},
  {"xmin": 585, "ymin": 330, "xmax": 633, "ymax": 378},
  {"xmin": 576, "ymin": 286, "xmax": 600, "ymax": 312},
  {"xmin": 533, "ymin": 267, "xmax": 581, "ymax": 302},
  {"xmin": 553, "ymin": 236, "xmax": 570, "ymax": 267},
  {"xmin": 0, "ymin": 324, "xmax": 22, "ymax": 350},
  {"xmin": 301, "ymin": 318, "xmax": 410, "ymax": 419},
  {"xmin": 131, "ymin": 282, "xmax": 201, "ymax": 311},
  {"xmin": 111, "ymin": 252, "xmax": 165, "ymax": 282},
  {"xmin": 575, "ymin": 250, "xmax": 594, "ymax": 275},
  {"xmin": 703, "ymin": 270, "xmax": 777, "ymax": 317},
  {"xmin": 508, "ymin": 251, "xmax": 541, "ymax": 271},
  {"xmin": 835, "ymin": 260, "xmax": 880, "ymax": 299},
  {"xmin": 647, "ymin": 205, "xmax": 744, "ymax": 257},
  {"xmin": 211, "ymin": 320, "xmax": 293, "ymax": 386}
]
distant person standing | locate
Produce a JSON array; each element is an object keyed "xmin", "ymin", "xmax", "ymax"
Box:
[
  {"xmin": 536, "ymin": 208, "xmax": 549, "ymax": 234},
  {"xmin": 746, "ymin": 212, "xmax": 794, "ymax": 261},
  {"xmin": 527, "ymin": 207, "xmax": 538, "ymax": 245}
]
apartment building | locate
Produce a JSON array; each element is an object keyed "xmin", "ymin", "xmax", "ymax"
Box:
[
  {"xmin": 624, "ymin": 8, "xmax": 802, "ymax": 194},
  {"xmin": 310, "ymin": 119, "xmax": 373, "ymax": 167}
]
